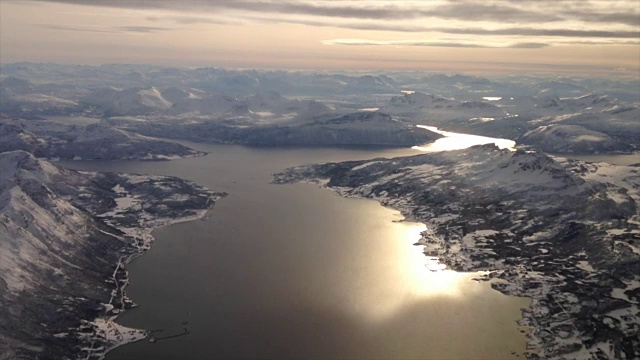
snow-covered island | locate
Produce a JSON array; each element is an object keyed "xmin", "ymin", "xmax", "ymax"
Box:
[
  {"xmin": 0, "ymin": 150, "xmax": 226, "ymax": 359},
  {"xmin": 274, "ymin": 145, "xmax": 640, "ymax": 359}
]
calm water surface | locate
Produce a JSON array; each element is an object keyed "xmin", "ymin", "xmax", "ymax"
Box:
[{"xmin": 64, "ymin": 143, "xmax": 529, "ymax": 359}]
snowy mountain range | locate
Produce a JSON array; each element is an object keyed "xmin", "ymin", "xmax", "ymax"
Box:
[
  {"xmin": 0, "ymin": 118, "xmax": 205, "ymax": 160},
  {"xmin": 2, "ymin": 64, "xmax": 638, "ymax": 155},
  {"xmin": 3, "ymin": 63, "xmax": 637, "ymax": 101},
  {"xmin": 378, "ymin": 91, "xmax": 640, "ymax": 154},
  {"xmin": 108, "ymin": 111, "xmax": 442, "ymax": 147}
]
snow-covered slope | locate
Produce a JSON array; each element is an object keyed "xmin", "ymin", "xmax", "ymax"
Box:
[
  {"xmin": 243, "ymin": 90, "xmax": 331, "ymax": 118},
  {"xmin": 382, "ymin": 91, "xmax": 507, "ymax": 122},
  {"xmin": 168, "ymin": 92, "xmax": 240, "ymax": 115},
  {"xmin": 519, "ymin": 124, "xmax": 632, "ymax": 154},
  {"xmin": 0, "ymin": 151, "xmax": 224, "ymax": 359},
  {"xmin": 0, "ymin": 119, "xmax": 205, "ymax": 160},
  {"xmin": 111, "ymin": 110, "xmax": 442, "ymax": 147},
  {"xmin": 0, "ymin": 77, "xmax": 80, "ymax": 116},
  {"xmin": 82, "ymin": 87, "xmax": 172, "ymax": 116},
  {"xmin": 0, "ymin": 151, "xmax": 129, "ymax": 358}
]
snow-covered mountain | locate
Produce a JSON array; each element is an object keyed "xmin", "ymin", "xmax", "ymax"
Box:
[
  {"xmin": 243, "ymin": 90, "xmax": 331, "ymax": 118},
  {"xmin": 0, "ymin": 77, "xmax": 80, "ymax": 116},
  {"xmin": 76, "ymin": 86, "xmax": 334, "ymax": 120},
  {"xmin": 275, "ymin": 146, "xmax": 640, "ymax": 359},
  {"xmin": 517, "ymin": 100, "xmax": 640, "ymax": 153},
  {"xmin": 0, "ymin": 119, "xmax": 205, "ymax": 160},
  {"xmin": 82, "ymin": 87, "xmax": 172, "ymax": 116},
  {"xmin": 108, "ymin": 110, "xmax": 442, "ymax": 147},
  {"xmin": 495, "ymin": 93, "xmax": 616, "ymax": 119},
  {"xmin": 3, "ymin": 63, "xmax": 638, "ymax": 101},
  {"xmin": 519, "ymin": 124, "xmax": 633, "ymax": 154},
  {"xmin": 168, "ymin": 92, "xmax": 240, "ymax": 116},
  {"xmin": 0, "ymin": 151, "xmax": 224, "ymax": 359},
  {"xmin": 0, "ymin": 151, "xmax": 129, "ymax": 358},
  {"xmin": 382, "ymin": 91, "xmax": 508, "ymax": 121}
]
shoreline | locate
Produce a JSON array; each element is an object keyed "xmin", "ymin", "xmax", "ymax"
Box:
[
  {"xmin": 273, "ymin": 151, "xmax": 640, "ymax": 359},
  {"xmin": 295, "ymin": 179, "xmax": 534, "ymax": 357},
  {"xmin": 79, "ymin": 194, "xmax": 225, "ymax": 360}
]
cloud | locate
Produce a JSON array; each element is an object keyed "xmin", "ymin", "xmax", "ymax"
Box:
[
  {"xmin": 426, "ymin": 2, "xmax": 562, "ymax": 23},
  {"xmin": 323, "ymin": 38, "xmax": 640, "ymax": 48},
  {"xmin": 41, "ymin": 25, "xmax": 119, "ymax": 33},
  {"xmin": 322, "ymin": 39, "xmax": 549, "ymax": 49},
  {"xmin": 117, "ymin": 26, "xmax": 172, "ymax": 33},
  {"xmin": 435, "ymin": 27, "xmax": 640, "ymax": 38},
  {"xmin": 502, "ymin": 0, "xmax": 640, "ymax": 26},
  {"xmin": 145, "ymin": 15, "xmax": 242, "ymax": 25},
  {"xmin": 27, "ymin": 0, "xmax": 640, "ymax": 26},
  {"xmin": 564, "ymin": 10, "xmax": 640, "ymax": 27},
  {"xmin": 39, "ymin": 24, "xmax": 171, "ymax": 33},
  {"xmin": 241, "ymin": 15, "xmax": 640, "ymax": 39}
]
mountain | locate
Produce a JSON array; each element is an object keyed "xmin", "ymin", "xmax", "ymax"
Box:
[
  {"xmin": 514, "ymin": 102, "xmax": 640, "ymax": 153},
  {"xmin": 0, "ymin": 77, "xmax": 80, "ymax": 117},
  {"xmin": 519, "ymin": 124, "xmax": 633, "ymax": 154},
  {"xmin": 382, "ymin": 91, "xmax": 507, "ymax": 122},
  {"xmin": 0, "ymin": 119, "xmax": 205, "ymax": 160},
  {"xmin": 3, "ymin": 63, "xmax": 639, "ymax": 101},
  {"xmin": 82, "ymin": 87, "xmax": 172, "ymax": 116},
  {"xmin": 0, "ymin": 77, "xmax": 35, "ymax": 96},
  {"xmin": 109, "ymin": 111, "xmax": 442, "ymax": 147},
  {"xmin": 0, "ymin": 151, "xmax": 224, "ymax": 359},
  {"xmin": 275, "ymin": 146, "xmax": 640, "ymax": 359},
  {"xmin": 167, "ymin": 92, "xmax": 241, "ymax": 116},
  {"xmin": 243, "ymin": 91, "xmax": 331, "ymax": 118}
]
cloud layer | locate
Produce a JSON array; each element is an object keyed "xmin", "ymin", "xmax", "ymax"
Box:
[
  {"xmin": 3, "ymin": 0, "xmax": 638, "ymax": 72},
  {"xmin": 27, "ymin": 0, "xmax": 638, "ymax": 49},
  {"xmin": 28, "ymin": 0, "xmax": 640, "ymax": 26}
]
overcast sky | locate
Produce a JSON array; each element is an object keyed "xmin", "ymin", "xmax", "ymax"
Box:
[{"xmin": 1, "ymin": 0, "xmax": 639, "ymax": 75}]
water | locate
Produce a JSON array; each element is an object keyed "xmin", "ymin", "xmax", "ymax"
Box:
[
  {"xmin": 413, "ymin": 125, "xmax": 516, "ymax": 152},
  {"xmin": 63, "ymin": 143, "xmax": 529, "ymax": 359}
]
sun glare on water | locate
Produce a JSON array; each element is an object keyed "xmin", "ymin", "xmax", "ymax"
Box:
[
  {"xmin": 359, "ymin": 221, "xmax": 489, "ymax": 322},
  {"xmin": 413, "ymin": 125, "xmax": 516, "ymax": 152}
]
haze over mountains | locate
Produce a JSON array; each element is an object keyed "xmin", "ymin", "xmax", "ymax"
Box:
[{"xmin": 1, "ymin": 63, "xmax": 639, "ymax": 154}]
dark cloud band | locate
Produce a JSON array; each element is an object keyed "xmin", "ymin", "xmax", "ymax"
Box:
[{"xmin": 27, "ymin": 0, "xmax": 640, "ymax": 27}]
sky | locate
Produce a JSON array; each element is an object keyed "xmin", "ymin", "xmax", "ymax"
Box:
[{"xmin": 1, "ymin": 0, "xmax": 639, "ymax": 75}]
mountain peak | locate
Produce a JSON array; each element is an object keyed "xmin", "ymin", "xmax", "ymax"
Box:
[{"xmin": 0, "ymin": 150, "xmax": 60, "ymax": 189}]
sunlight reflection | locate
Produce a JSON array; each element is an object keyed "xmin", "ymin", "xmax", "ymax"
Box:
[
  {"xmin": 413, "ymin": 125, "xmax": 516, "ymax": 152},
  {"xmin": 360, "ymin": 221, "xmax": 489, "ymax": 322}
]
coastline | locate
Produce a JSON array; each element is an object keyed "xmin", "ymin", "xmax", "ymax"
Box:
[
  {"xmin": 67, "ymin": 171, "xmax": 226, "ymax": 360},
  {"xmin": 273, "ymin": 151, "xmax": 640, "ymax": 359},
  {"xmin": 293, "ymin": 178, "xmax": 534, "ymax": 356},
  {"xmin": 82, "ymin": 207, "xmax": 220, "ymax": 360}
]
